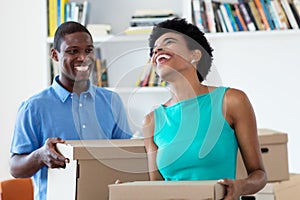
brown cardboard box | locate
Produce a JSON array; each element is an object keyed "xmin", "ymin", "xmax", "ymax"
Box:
[
  {"xmin": 236, "ymin": 129, "xmax": 289, "ymax": 182},
  {"xmin": 241, "ymin": 174, "xmax": 300, "ymax": 200},
  {"xmin": 109, "ymin": 180, "xmax": 225, "ymax": 200},
  {"xmin": 47, "ymin": 139, "xmax": 149, "ymax": 200},
  {"xmin": 272, "ymin": 173, "xmax": 300, "ymax": 200},
  {"xmin": 241, "ymin": 184, "xmax": 275, "ymax": 200}
]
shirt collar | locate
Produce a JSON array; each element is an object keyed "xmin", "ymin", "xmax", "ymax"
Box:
[{"xmin": 52, "ymin": 75, "xmax": 96, "ymax": 103}]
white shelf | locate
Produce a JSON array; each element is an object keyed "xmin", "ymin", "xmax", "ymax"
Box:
[{"xmin": 46, "ymin": 35, "xmax": 114, "ymax": 44}]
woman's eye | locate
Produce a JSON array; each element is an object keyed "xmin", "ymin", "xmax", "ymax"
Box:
[{"xmin": 165, "ymin": 40, "xmax": 175, "ymax": 45}]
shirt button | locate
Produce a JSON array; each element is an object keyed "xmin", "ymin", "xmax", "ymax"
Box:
[
  {"xmin": 82, "ymin": 125, "xmax": 86, "ymax": 129},
  {"xmin": 84, "ymin": 95, "xmax": 87, "ymax": 98},
  {"xmin": 79, "ymin": 103, "xmax": 83, "ymax": 107}
]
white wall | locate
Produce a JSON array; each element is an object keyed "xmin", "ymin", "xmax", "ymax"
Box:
[
  {"xmin": 207, "ymin": 31, "xmax": 300, "ymax": 173},
  {"xmin": 0, "ymin": 0, "xmax": 48, "ymax": 180}
]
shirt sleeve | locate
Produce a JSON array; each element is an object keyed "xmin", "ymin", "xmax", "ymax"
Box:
[
  {"xmin": 110, "ymin": 92, "xmax": 133, "ymax": 139},
  {"xmin": 10, "ymin": 100, "xmax": 41, "ymax": 154}
]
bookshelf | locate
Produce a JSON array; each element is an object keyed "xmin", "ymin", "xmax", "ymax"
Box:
[{"xmin": 46, "ymin": 0, "xmax": 300, "ymax": 137}]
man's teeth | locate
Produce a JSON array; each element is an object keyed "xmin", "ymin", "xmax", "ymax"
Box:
[
  {"xmin": 75, "ymin": 66, "xmax": 89, "ymax": 72},
  {"xmin": 156, "ymin": 54, "xmax": 171, "ymax": 63}
]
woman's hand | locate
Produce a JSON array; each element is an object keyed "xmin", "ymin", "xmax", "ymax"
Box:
[{"xmin": 218, "ymin": 179, "xmax": 244, "ymax": 200}]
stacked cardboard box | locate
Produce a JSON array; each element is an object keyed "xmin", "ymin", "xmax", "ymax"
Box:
[
  {"xmin": 241, "ymin": 173, "xmax": 300, "ymax": 200},
  {"xmin": 47, "ymin": 139, "xmax": 149, "ymax": 200},
  {"xmin": 236, "ymin": 128, "xmax": 289, "ymax": 182},
  {"xmin": 109, "ymin": 180, "xmax": 225, "ymax": 200}
]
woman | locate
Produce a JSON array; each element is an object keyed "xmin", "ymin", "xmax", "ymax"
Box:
[{"xmin": 143, "ymin": 18, "xmax": 267, "ymax": 200}]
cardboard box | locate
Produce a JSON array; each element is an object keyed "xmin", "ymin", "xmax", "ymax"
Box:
[
  {"xmin": 241, "ymin": 184, "xmax": 275, "ymax": 200},
  {"xmin": 236, "ymin": 129, "xmax": 289, "ymax": 182},
  {"xmin": 47, "ymin": 139, "xmax": 149, "ymax": 200},
  {"xmin": 241, "ymin": 174, "xmax": 300, "ymax": 200},
  {"xmin": 109, "ymin": 180, "xmax": 225, "ymax": 200}
]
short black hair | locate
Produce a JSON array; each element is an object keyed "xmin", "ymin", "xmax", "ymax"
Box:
[
  {"xmin": 149, "ymin": 18, "xmax": 213, "ymax": 82},
  {"xmin": 53, "ymin": 21, "xmax": 93, "ymax": 52}
]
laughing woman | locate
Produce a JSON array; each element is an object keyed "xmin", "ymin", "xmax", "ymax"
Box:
[{"xmin": 143, "ymin": 18, "xmax": 267, "ymax": 200}]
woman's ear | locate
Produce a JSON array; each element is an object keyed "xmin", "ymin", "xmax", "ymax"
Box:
[
  {"xmin": 192, "ymin": 49, "xmax": 202, "ymax": 63},
  {"xmin": 51, "ymin": 48, "xmax": 59, "ymax": 62}
]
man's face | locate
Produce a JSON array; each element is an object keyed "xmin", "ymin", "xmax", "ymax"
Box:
[{"xmin": 55, "ymin": 32, "xmax": 95, "ymax": 85}]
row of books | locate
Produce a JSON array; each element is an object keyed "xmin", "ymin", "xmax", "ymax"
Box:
[
  {"xmin": 124, "ymin": 9, "xmax": 177, "ymax": 35},
  {"xmin": 135, "ymin": 61, "xmax": 167, "ymax": 87},
  {"xmin": 48, "ymin": 0, "xmax": 90, "ymax": 37},
  {"xmin": 91, "ymin": 48, "xmax": 108, "ymax": 87},
  {"xmin": 191, "ymin": 0, "xmax": 300, "ymax": 33}
]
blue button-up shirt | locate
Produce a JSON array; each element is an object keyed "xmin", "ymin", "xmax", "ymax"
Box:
[{"xmin": 10, "ymin": 76, "xmax": 132, "ymax": 200}]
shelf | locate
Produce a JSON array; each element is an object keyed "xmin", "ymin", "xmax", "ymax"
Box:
[
  {"xmin": 46, "ymin": 35, "xmax": 114, "ymax": 44},
  {"xmin": 46, "ymin": 29, "xmax": 300, "ymax": 45}
]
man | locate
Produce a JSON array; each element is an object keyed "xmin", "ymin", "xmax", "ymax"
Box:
[{"xmin": 10, "ymin": 21, "xmax": 132, "ymax": 200}]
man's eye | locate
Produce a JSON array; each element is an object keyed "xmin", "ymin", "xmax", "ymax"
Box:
[
  {"xmin": 65, "ymin": 49, "xmax": 78, "ymax": 54},
  {"xmin": 86, "ymin": 49, "xmax": 94, "ymax": 54}
]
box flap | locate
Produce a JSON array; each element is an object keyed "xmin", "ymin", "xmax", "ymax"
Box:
[
  {"xmin": 109, "ymin": 181, "xmax": 225, "ymax": 200},
  {"xmin": 56, "ymin": 139, "xmax": 147, "ymax": 160},
  {"xmin": 258, "ymin": 129, "xmax": 288, "ymax": 145}
]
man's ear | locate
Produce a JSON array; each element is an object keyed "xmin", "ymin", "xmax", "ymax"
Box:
[{"xmin": 51, "ymin": 48, "xmax": 59, "ymax": 62}]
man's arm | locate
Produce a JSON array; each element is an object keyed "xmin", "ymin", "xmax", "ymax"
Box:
[{"xmin": 10, "ymin": 137, "xmax": 68, "ymax": 178}]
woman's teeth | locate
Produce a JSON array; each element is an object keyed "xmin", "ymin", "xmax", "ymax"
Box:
[
  {"xmin": 75, "ymin": 66, "xmax": 89, "ymax": 72},
  {"xmin": 156, "ymin": 54, "xmax": 171, "ymax": 64}
]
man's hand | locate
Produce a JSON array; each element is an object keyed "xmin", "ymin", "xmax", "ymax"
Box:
[{"xmin": 38, "ymin": 137, "xmax": 69, "ymax": 168}]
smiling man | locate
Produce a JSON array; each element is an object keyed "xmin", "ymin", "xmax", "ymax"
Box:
[{"xmin": 9, "ymin": 21, "xmax": 132, "ymax": 200}]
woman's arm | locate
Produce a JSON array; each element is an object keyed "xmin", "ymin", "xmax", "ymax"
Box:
[
  {"xmin": 142, "ymin": 112, "xmax": 163, "ymax": 181},
  {"xmin": 220, "ymin": 88, "xmax": 267, "ymax": 199}
]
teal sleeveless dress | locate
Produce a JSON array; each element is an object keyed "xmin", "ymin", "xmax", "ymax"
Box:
[{"xmin": 153, "ymin": 87, "xmax": 238, "ymax": 180}]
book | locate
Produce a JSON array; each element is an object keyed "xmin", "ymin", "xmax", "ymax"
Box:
[
  {"xmin": 254, "ymin": 0, "xmax": 271, "ymax": 30},
  {"xmin": 239, "ymin": 2, "xmax": 257, "ymax": 31},
  {"xmin": 273, "ymin": 0, "xmax": 290, "ymax": 29},
  {"xmin": 80, "ymin": 0, "xmax": 90, "ymax": 26},
  {"xmin": 289, "ymin": 0, "xmax": 300, "ymax": 27},
  {"xmin": 224, "ymin": 3, "xmax": 239, "ymax": 31},
  {"xmin": 234, "ymin": 4, "xmax": 248, "ymax": 31},
  {"xmin": 130, "ymin": 16, "xmax": 176, "ymax": 27},
  {"xmin": 260, "ymin": 0, "xmax": 275, "ymax": 30},
  {"xmin": 248, "ymin": 0, "xmax": 265, "ymax": 30},
  {"xmin": 204, "ymin": 0, "xmax": 217, "ymax": 33},
  {"xmin": 192, "ymin": 0, "xmax": 205, "ymax": 31},
  {"xmin": 48, "ymin": 0, "xmax": 58, "ymax": 37},
  {"xmin": 265, "ymin": 0, "xmax": 282, "ymax": 29},
  {"xmin": 212, "ymin": 2, "xmax": 225, "ymax": 32},
  {"xmin": 124, "ymin": 26, "xmax": 153, "ymax": 35},
  {"xmin": 220, "ymin": 3, "xmax": 235, "ymax": 31},
  {"xmin": 280, "ymin": 0, "xmax": 299, "ymax": 29},
  {"xmin": 217, "ymin": 5, "xmax": 229, "ymax": 32}
]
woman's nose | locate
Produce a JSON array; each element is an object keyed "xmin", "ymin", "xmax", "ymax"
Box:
[{"xmin": 152, "ymin": 47, "xmax": 164, "ymax": 56}]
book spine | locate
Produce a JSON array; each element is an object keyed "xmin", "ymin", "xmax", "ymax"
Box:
[
  {"xmin": 266, "ymin": 0, "xmax": 282, "ymax": 29},
  {"xmin": 217, "ymin": 6, "xmax": 229, "ymax": 32},
  {"xmin": 254, "ymin": 0, "xmax": 271, "ymax": 30},
  {"xmin": 205, "ymin": 0, "xmax": 217, "ymax": 32},
  {"xmin": 248, "ymin": 0, "xmax": 265, "ymax": 30},
  {"xmin": 224, "ymin": 3, "xmax": 238, "ymax": 31},
  {"xmin": 280, "ymin": 0, "xmax": 299, "ymax": 29},
  {"xmin": 220, "ymin": 3, "xmax": 234, "ymax": 31},
  {"xmin": 239, "ymin": 3, "xmax": 257, "ymax": 31},
  {"xmin": 260, "ymin": 0, "xmax": 276, "ymax": 29},
  {"xmin": 234, "ymin": 4, "xmax": 248, "ymax": 31},
  {"xmin": 192, "ymin": 0, "xmax": 205, "ymax": 31},
  {"xmin": 273, "ymin": 0, "xmax": 290, "ymax": 29},
  {"xmin": 48, "ymin": 0, "xmax": 58, "ymax": 37}
]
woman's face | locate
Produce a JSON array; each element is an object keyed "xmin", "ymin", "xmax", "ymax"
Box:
[{"xmin": 151, "ymin": 32, "xmax": 195, "ymax": 81}]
